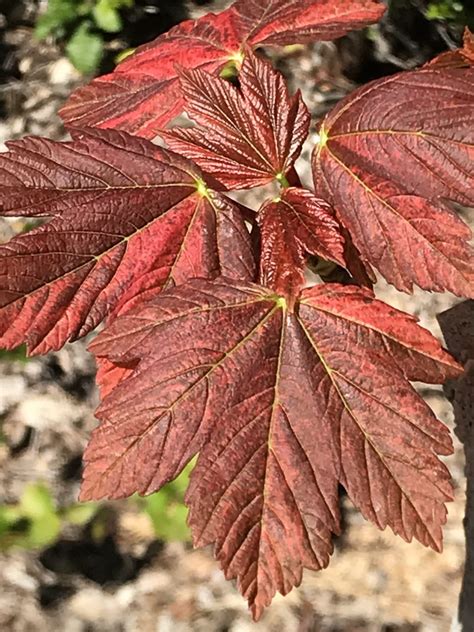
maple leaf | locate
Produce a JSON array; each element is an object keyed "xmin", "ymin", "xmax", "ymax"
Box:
[
  {"xmin": 258, "ymin": 187, "xmax": 345, "ymax": 300},
  {"xmin": 312, "ymin": 65, "xmax": 474, "ymax": 296},
  {"xmin": 162, "ymin": 48, "xmax": 310, "ymax": 190},
  {"xmin": 84, "ymin": 277, "xmax": 459, "ymax": 619},
  {"xmin": 0, "ymin": 128, "xmax": 255, "ymax": 354},
  {"xmin": 59, "ymin": 0, "xmax": 385, "ymax": 138}
]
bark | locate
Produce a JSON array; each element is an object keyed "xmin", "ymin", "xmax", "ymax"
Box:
[{"xmin": 438, "ymin": 300, "xmax": 474, "ymax": 632}]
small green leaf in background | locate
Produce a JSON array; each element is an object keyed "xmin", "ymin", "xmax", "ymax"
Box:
[
  {"xmin": 66, "ymin": 22, "xmax": 104, "ymax": 74},
  {"xmin": 0, "ymin": 506, "xmax": 23, "ymax": 537},
  {"xmin": 27, "ymin": 513, "xmax": 62, "ymax": 548},
  {"xmin": 93, "ymin": 0, "xmax": 134, "ymax": 32},
  {"xmin": 0, "ymin": 344, "xmax": 28, "ymax": 363},
  {"xmin": 0, "ymin": 483, "xmax": 62, "ymax": 550},
  {"xmin": 143, "ymin": 465, "xmax": 193, "ymax": 542},
  {"xmin": 35, "ymin": 0, "xmax": 78, "ymax": 39},
  {"xmin": 63, "ymin": 502, "xmax": 99, "ymax": 526},
  {"xmin": 35, "ymin": 0, "xmax": 137, "ymax": 74},
  {"xmin": 19, "ymin": 483, "xmax": 61, "ymax": 547},
  {"xmin": 20, "ymin": 482, "xmax": 56, "ymax": 519},
  {"xmin": 93, "ymin": 0, "xmax": 122, "ymax": 33},
  {"xmin": 426, "ymin": 0, "xmax": 465, "ymax": 20},
  {"xmin": 115, "ymin": 47, "xmax": 136, "ymax": 64},
  {"xmin": 0, "ymin": 484, "xmax": 100, "ymax": 551}
]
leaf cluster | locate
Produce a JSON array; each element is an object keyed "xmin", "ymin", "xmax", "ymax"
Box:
[
  {"xmin": 0, "ymin": 0, "xmax": 473, "ymax": 619},
  {"xmin": 35, "ymin": 0, "xmax": 134, "ymax": 74}
]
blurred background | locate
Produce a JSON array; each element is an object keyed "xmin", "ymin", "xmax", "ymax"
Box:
[{"xmin": 0, "ymin": 1, "xmax": 473, "ymax": 630}]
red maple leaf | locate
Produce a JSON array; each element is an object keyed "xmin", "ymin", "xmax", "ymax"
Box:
[
  {"xmin": 0, "ymin": 128, "xmax": 255, "ymax": 354},
  {"xmin": 59, "ymin": 0, "xmax": 385, "ymax": 138},
  {"xmin": 84, "ymin": 277, "xmax": 459, "ymax": 618},
  {"xmin": 162, "ymin": 48, "xmax": 310, "ymax": 189},
  {"xmin": 312, "ymin": 66, "xmax": 474, "ymax": 296}
]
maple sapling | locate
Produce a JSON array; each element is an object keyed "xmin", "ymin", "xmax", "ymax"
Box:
[{"xmin": 0, "ymin": 0, "xmax": 473, "ymax": 620}]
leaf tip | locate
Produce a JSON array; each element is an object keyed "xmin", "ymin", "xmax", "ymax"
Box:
[
  {"xmin": 78, "ymin": 484, "xmax": 95, "ymax": 503},
  {"xmin": 250, "ymin": 602, "xmax": 264, "ymax": 622}
]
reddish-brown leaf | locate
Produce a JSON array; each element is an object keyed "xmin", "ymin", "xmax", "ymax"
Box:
[
  {"xmin": 162, "ymin": 48, "xmax": 310, "ymax": 189},
  {"xmin": 312, "ymin": 66, "xmax": 474, "ymax": 296},
  {"xmin": 258, "ymin": 187, "xmax": 345, "ymax": 300},
  {"xmin": 95, "ymin": 358, "xmax": 137, "ymax": 400},
  {"xmin": 0, "ymin": 129, "xmax": 255, "ymax": 354},
  {"xmin": 59, "ymin": 0, "xmax": 385, "ymax": 137},
  {"xmin": 59, "ymin": 8, "xmax": 243, "ymax": 138},
  {"xmin": 428, "ymin": 27, "xmax": 474, "ymax": 69},
  {"xmin": 235, "ymin": 0, "xmax": 385, "ymax": 46},
  {"xmin": 85, "ymin": 277, "xmax": 459, "ymax": 618},
  {"xmin": 461, "ymin": 27, "xmax": 474, "ymax": 62}
]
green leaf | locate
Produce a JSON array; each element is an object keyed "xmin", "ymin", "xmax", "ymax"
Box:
[
  {"xmin": 115, "ymin": 47, "xmax": 135, "ymax": 64},
  {"xmin": 63, "ymin": 502, "xmax": 99, "ymax": 525},
  {"xmin": 27, "ymin": 513, "xmax": 61, "ymax": 548},
  {"xmin": 20, "ymin": 483, "xmax": 56, "ymax": 519},
  {"xmin": 108, "ymin": 0, "xmax": 135, "ymax": 9},
  {"xmin": 0, "ymin": 506, "xmax": 23, "ymax": 536},
  {"xmin": 3, "ymin": 484, "xmax": 62, "ymax": 550},
  {"xmin": 66, "ymin": 22, "xmax": 104, "ymax": 74},
  {"xmin": 0, "ymin": 344, "xmax": 28, "ymax": 363},
  {"xmin": 93, "ymin": 0, "xmax": 122, "ymax": 33},
  {"xmin": 426, "ymin": 0, "xmax": 465, "ymax": 20},
  {"xmin": 0, "ymin": 512, "xmax": 11, "ymax": 538},
  {"xmin": 143, "ymin": 465, "xmax": 193, "ymax": 542},
  {"xmin": 145, "ymin": 493, "xmax": 190, "ymax": 542},
  {"xmin": 35, "ymin": 0, "xmax": 78, "ymax": 39}
]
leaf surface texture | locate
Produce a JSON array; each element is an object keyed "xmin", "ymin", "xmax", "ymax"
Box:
[
  {"xmin": 313, "ymin": 67, "xmax": 474, "ymax": 295},
  {"xmin": 84, "ymin": 278, "xmax": 459, "ymax": 618},
  {"xmin": 59, "ymin": 0, "xmax": 385, "ymax": 137},
  {"xmin": 0, "ymin": 129, "xmax": 255, "ymax": 353},
  {"xmin": 163, "ymin": 49, "xmax": 310, "ymax": 189}
]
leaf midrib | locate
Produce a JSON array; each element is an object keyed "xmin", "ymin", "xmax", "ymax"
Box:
[{"xmin": 327, "ymin": 128, "xmax": 474, "ymax": 149}]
